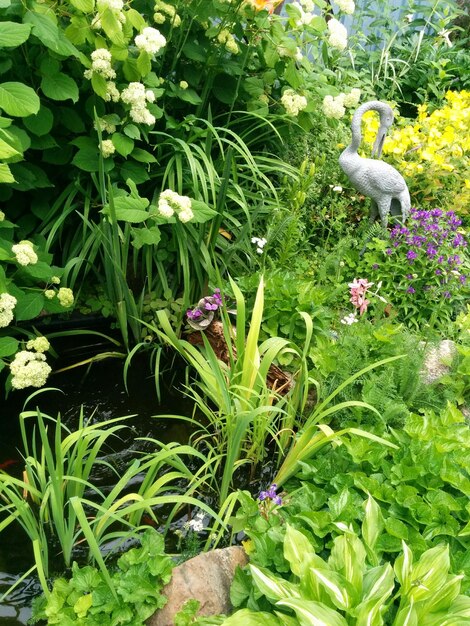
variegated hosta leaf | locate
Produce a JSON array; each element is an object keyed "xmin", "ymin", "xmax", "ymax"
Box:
[
  {"xmin": 394, "ymin": 541, "xmax": 413, "ymax": 591},
  {"xmin": 328, "ymin": 533, "xmax": 366, "ymax": 595},
  {"xmin": 249, "ymin": 564, "xmax": 301, "ymax": 603},
  {"xmin": 392, "ymin": 598, "xmax": 418, "ymax": 626},
  {"xmin": 407, "ymin": 544, "xmax": 450, "ymax": 602},
  {"xmin": 419, "ymin": 595, "xmax": 470, "ymax": 626},
  {"xmin": 221, "ymin": 608, "xmax": 284, "ymax": 625},
  {"xmin": 362, "ymin": 564, "xmax": 395, "ymax": 604},
  {"xmin": 422, "ymin": 574, "xmax": 463, "ymax": 614},
  {"xmin": 362, "ymin": 494, "xmax": 384, "ymax": 561},
  {"xmin": 309, "ymin": 567, "xmax": 354, "ymax": 611},
  {"xmin": 283, "ymin": 524, "xmax": 319, "ymax": 578},
  {"xmin": 276, "ymin": 598, "xmax": 349, "ymax": 626}
]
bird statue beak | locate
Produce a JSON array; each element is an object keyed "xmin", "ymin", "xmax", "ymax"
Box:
[{"xmin": 372, "ymin": 125, "xmax": 387, "ymax": 158}]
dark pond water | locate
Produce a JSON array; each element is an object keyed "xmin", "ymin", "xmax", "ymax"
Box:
[{"xmin": 0, "ymin": 331, "xmax": 197, "ymax": 625}]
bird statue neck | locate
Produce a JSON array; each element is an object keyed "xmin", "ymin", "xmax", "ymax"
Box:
[{"xmin": 346, "ymin": 100, "xmax": 391, "ymax": 154}]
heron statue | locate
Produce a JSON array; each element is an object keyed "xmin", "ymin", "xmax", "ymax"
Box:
[{"xmin": 339, "ymin": 100, "xmax": 411, "ymax": 227}]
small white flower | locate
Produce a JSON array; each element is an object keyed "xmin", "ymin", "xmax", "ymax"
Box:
[
  {"xmin": 178, "ymin": 208, "xmax": 194, "ymax": 223},
  {"xmin": 26, "ymin": 337, "xmax": 50, "ymax": 353},
  {"xmin": 84, "ymin": 48, "xmax": 116, "ymax": 80},
  {"xmin": 44, "ymin": 289, "xmax": 56, "ymax": 300},
  {"xmin": 179, "ymin": 80, "xmax": 188, "ymax": 90},
  {"xmin": 0, "ymin": 293, "xmax": 17, "ymax": 328},
  {"xmin": 252, "ymin": 236, "xmax": 267, "ymax": 254},
  {"xmin": 12, "ymin": 240, "xmax": 38, "ymax": 266},
  {"xmin": 340, "ymin": 312, "xmax": 358, "ymax": 325},
  {"xmin": 104, "ymin": 81, "xmax": 120, "ymax": 102},
  {"xmin": 333, "ymin": 185, "xmax": 343, "ymax": 192},
  {"xmin": 57, "ymin": 287, "xmax": 74, "ymax": 308}
]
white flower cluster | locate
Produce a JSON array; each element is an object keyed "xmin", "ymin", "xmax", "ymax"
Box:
[
  {"xmin": 179, "ymin": 80, "xmax": 188, "ymax": 90},
  {"xmin": 157, "ymin": 189, "xmax": 194, "ymax": 222},
  {"xmin": 94, "ymin": 118, "xmax": 117, "ymax": 134},
  {"xmin": 121, "ymin": 82, "xmax": 156, "ymax": 126},
  {"xmin": 10, "ymin": 350, "xmax": 52, "ymax": 390},
  {"xmin": 84, "ymin": 48, "xmax": 116, "ymax": 80},
  {"xmin": 57, "ymin": 287, "xmax": 74, "ymax": 308},
  {"xmin": 341, "ymin": 312, "xmax": 358, "ymax": 325},
  {"xmin": 26, "ymin": 336, "xmax": 50, "ymax": 353},
  {"xmin": 291, "ymin": 0, "xmax": 315, "ymax": 26},
  {"xmin": 343, "ymin": 88, "xmax": 361, "ymax": 108},
  {"xmin": 279, "ymin": 46, "xmax": 303, "ymax": 62},
  {"xmin": 217, "ymin": 29, "xmax": 240, "ymax": 55},
  {"xmin": 327, "ymin": 18, "xmax": 348, "ymax": 51},
  {"xmin": 281, "ymin": 89, "xmax": 308, "ymax": 116},
  {"xmin": 322, "ymin": 88, "xmax": 361, "ymax": 119},
  {"xmin": 322, "ymin": 94, "xmax": 346, "ymax": 119},
  {"xmin": 12, "ymin": 240, "xmax": 38, "ymax": 266},
  {"xmin": 154, "ymin": 0, "xmax": 181, "ymax": 27},
  {"xmin": 183, "ymin": 510, "xmax": 205, "ymax": 533},
  {"xmin": 251, "ymin": 236, "xmax": 267, "ymax": 254},
  {"xmin": 334, "ymin": 0, "xmax": 355, "ymax": 14},
  {"xmin": 93, "ymin": 0, "xmax": 126, "ymax": 30},
  {"xmin": 135, "ymin": 27, "xmax": 166, "ymax": 55},
  {"xmin": 101, "ymin": 139, "xmax": 116, "ymax": 158},
  {"xmin": 105, "ymin": 82, "xmax": 120, "ymax": 103},
  {"xmin": 0, "ymin": 293, "xmax": 17, "ymax": 328}
]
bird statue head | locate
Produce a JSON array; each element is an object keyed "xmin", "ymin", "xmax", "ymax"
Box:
[{"xmin": 371, "ymin": 104, "xmax": 394, "ymax": 158}]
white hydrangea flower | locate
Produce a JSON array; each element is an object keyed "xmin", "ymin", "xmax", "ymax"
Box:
[
  {"xmin": 51, "ymin": 276, "xmax": 61, "ymax": 284},
  {"xmin": 327, "ymin": 18, "xmax": 348, "ymax": 51},
  {"xmin": 84, "ymin": 48, "xmax": 116, "ymax": 80},
  {"xmin": 98, "ymin": 0, "xmax": 123, "ymax": 11},
  {"xmin": 158, "ymin": 190, "xmax": 193, "ymax": 220},
  {"xmin": 153, "ymin": 12, "xmax": 166, "ymax": 24},
  {"xmin": 291, "ymin": 1, "xmax": 315, "ymax": 26},
  {"xmin": 101, "ymin": 139, "xmax": 116, "ymax": 158},
  {"xmin": 281, "ymin": 89, "xmax": 308, "ymax": 116},
  {"xmin": 57, "ymin": 287, "xmax": 74, "ymax": 308},
  {"xmin": 26, "ymin": 336, "xmax": 50, "ymax": 353},
  {"xmin": 10, "ymin": 350, "xmax": 52, "ymax": 389},
  {"xmin": 135, "ymin": 27, "xmax": 167, "ymax": 54},
  {"xmin": 178, "ymin": 208, "xmax": 194, "ymax": 223},
  {"xmin": 12, "ymin": 240, "xmax": 38, "ymax": 266},
  {"xmin": 44, "ymin": 289, "xmax": 56, "ymax": 300},
  {"xmin": 334, "ymin": 0, "xmax": 355, "ymax": 14},
  {"xmin": 0, "ymin": 293, "xmax": 17, "ymax": 328},
  {"xmin": 0, "ymin": 210, "xmax": 5, "ymax": 221},
  {"xmin": 179, "ymin": 80, "xmax": 188, "ymax": 90},
  {"xmin": 121, "ymin": 83, "xmax": 156, "ymax": 126},
  {"xmin": 343, "ymin": 88, "xmax": 361, "ymax": 108},
  {"xmin": 322, "ymin": 94, "xmax": 346, "ymax": 119},
  {"xmin": 104, "ymin": 81, "xmax": 120, "ymax": 103},
  {"xmin": 94, "ymin": 118, "xmax": 117, "ymax": 134}
]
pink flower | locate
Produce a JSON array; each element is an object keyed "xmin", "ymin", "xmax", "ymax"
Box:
[{"xmin": 348, "ymin": 278, "xmax": 373, "ymax": 315}]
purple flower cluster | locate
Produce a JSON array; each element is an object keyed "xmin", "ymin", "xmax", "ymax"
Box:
[
  {"xmin": 187, "ymin": 289, "xmax": 223, "ymax": 320},
  {"xmin": 387, "ymin": 209, "xmax": 468, "ymax": 300},
  {"xmin": 258, "ymin": 483, "xmax": 282, "ymax": 506}
]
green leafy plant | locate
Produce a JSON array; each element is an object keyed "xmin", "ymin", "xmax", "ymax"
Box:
[{"xmin": 30, "ymin": 528, "xmax": 173, "ymax": 626}]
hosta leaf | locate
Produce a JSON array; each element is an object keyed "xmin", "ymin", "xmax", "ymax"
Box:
[
  {"xmin": 310, "ymin": 567, "xmax": 352, "ymax": 610},
  {"xmin": 284, "ymin": 524, "xmax": 317, "ymax": 577},
  {"xmin": 277, "ymin": 598, "xmax": 348, "ymax": 626},
  {"xmin": 222, "ymin": 609, "xmax": 284, "ymax": 625},
  {"xmin": 362, "ymin": 494, "xmax": 384, "ymax": 556},
  {"xmin": 0, "ymin": 22, "xmax": 31, "ymax": 48},
  {"xmin": 0, "ymin": 82, "xmax": 40, "ymax": 117},
  {"xmin": 408, "ymin": 544, "xmax": 450, "ymax": 601},
  {"xmin": 249, "ymin": 565, "xmax": 301, "ymax": 603}
]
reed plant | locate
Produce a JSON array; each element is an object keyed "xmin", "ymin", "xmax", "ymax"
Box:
[
  {"xmin": 146, "ymin": 276, "xmax": 314, "ymax": 507},
  {"xmin": 0, "ymin": 403, "xmax": 219, "ymax": 597}
]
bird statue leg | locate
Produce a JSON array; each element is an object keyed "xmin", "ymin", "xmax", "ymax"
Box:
[
  {"xmin": 369, "ymin": 200, "xmax": 379, "ymax": 224},
  {"xmin": 377, "ymin": 199, "xmax": 391, "ymax": 228}
]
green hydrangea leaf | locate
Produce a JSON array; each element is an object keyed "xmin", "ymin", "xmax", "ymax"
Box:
[{"xmin": 0, "ymin": 82, "xmax": 40, "ymax": 117}]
